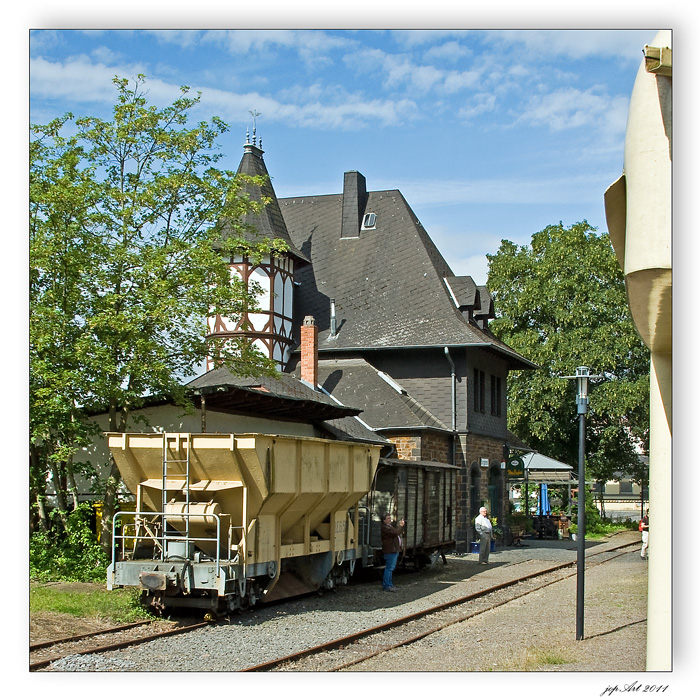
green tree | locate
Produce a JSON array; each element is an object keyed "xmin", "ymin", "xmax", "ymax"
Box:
[
  {"xmin": 30, "ymin": 75, "xmax": 283, "ymax": 548},
  {"xmin": 487, "ymin": 221, "xmax": 650, "ymax": 487}
]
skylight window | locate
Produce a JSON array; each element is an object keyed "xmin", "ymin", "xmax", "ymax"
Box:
[{"xmin": 361, "ymin": 212, "xmax": 376, "ymax": 229}]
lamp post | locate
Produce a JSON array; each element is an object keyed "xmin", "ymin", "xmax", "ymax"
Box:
[{"xmin": 563, "ymin": 366, "xmax": 602, "ymax": 640}]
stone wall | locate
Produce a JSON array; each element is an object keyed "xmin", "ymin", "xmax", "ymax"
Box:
[
  {"xmin": 385, "ymin": 430, "xmax": 508, "ymax": 553},
  {"xmin": 453, "ymin": 432, "xmax": 508, "ymax": 551}
]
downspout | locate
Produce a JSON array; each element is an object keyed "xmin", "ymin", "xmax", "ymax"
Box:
[{"xmin": 444, "ymin": 347, "xmax": 457, "ymax": 465}]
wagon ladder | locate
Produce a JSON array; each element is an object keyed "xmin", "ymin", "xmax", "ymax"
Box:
[{"xmin": 161, "ymin": 433, "xmax": 192, "ymax": 553}]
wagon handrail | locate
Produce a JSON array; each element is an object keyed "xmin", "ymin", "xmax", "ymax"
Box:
[{"xmin": 112, "ymin": 510, "xmax": 223, "ymax": 572}]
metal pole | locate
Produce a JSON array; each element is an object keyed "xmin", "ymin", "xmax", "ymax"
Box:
[
  {"xmin": 576, "ymin": 410, "xmax": 586, "ymax": 640},
  {"xmin": 562, "ymin": 366, "xmax": 601, "ymax": 642},
  {"xmin": 525, "ymin": 467, "xmax": 529, "ymax": 518}
]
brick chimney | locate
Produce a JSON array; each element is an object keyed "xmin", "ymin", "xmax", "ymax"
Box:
[{"xmin": 300, "ymin": 316, "xmax": 318, "ymax": 388}]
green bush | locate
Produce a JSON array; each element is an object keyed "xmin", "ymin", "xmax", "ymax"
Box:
[{"xmin": 30, "ymin": 503, "xmax": 109, "ymax": 582}]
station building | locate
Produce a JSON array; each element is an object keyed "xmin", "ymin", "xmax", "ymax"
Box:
[
  {"xmin": 203, "ymin": 138, "xmax": 535, "ymax": 550},
  {"xmin": 80, "ymin": 137, "xmax": 536, "ymax": 552}
]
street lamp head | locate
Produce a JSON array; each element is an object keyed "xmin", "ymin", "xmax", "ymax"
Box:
[
  {"xmin": 561, "ymin": 368, "xmax": 603, "ymax": 414},
  {"xmin": 576, "ymin": 366, "xmax": 590, "ymax": 403}
]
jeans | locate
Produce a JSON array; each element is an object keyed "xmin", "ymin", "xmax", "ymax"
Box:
[{"xmin": 383, "ymin": 551, "xmax": 399, "ymax": 589}]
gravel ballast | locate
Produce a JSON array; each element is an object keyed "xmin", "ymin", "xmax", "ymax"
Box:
[{"xmin": 45, "ymin": 531, "xmax": 648, "ymax": 673}]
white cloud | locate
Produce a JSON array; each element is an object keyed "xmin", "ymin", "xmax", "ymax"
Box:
[
  {"xmin": 200, "ymin": 29, "xmax": 353, "ymax": 58},
  {"xmin": 449, "ymin": 253, "xmax": 489, "ymax": 285},
  {"xmin": 391, "ymin": 30, "xmax": 472, "ymax": 48},
  {"xmin": 458, "ymin": 93, "xmax": 496, "ymax": 120},
  {"xmin": 29, "ymin": 29, "xmax": 62, "ymax": 53},
  {"xmin": 442, "ymin": 70, "xmax": 481, "ymax": 94},
  {"xmin": 146, "ymin": 30, "xmax": 203, "ymax": 49},
  {"xmin": 196, "ymin": 83, "xmax": 417, "ymax": 129},
  {"xmin": 345, "ymin": 47, "xmax": 483, "ymax": 97},
  {"xmin": 29, "ymin": 55, "xmax": 418, "ymax": 130},
  {"xmin": 30, "ymin": 56, "xmax": 138, "ymax": 103},
  {"xmin": 424, "ymin": 222, "xmax": 495, "ymax": 284},
  {"xmin": 423, "ymin": 40, "xmax": 474, "ymax": 63},
  {"xmin": 91, "ymin": 46, "xmax": 123, "ymax": 64},
  {"xmin": 485, "ymin": 30, "xmax": 657, "ymax": 63},
  {"xmin": 517, "ymin": 87, "xmax": 629, "ymax": 134}
]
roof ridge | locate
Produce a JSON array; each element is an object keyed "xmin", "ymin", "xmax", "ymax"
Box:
[{"xmin": 399, "ymin": 392, "xmax": 451, "ymax": 432}]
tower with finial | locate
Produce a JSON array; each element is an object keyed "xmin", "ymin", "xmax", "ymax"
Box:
[{"xmin": 206, "ymin": 119, "xmax": 310, "ymax": 371}]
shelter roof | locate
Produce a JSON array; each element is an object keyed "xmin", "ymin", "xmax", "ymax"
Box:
[
  {"xmin": 522, "ymin": 452, "xmax": 575, "ymax": 472},
  {"xmin": 187, "ymin": 367, "xmax": 361, "ymax": 422},
  {"xmin": 515, "ymin": 452, "xmax": 579, "ymax": 484}
]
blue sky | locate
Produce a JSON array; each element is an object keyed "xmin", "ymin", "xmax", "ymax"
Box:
[{"xmin": 29, "ymin": 25, "xmax": 661, "ymax": 285}]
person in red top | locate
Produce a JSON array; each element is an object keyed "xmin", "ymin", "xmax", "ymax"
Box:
[
  {"xmin": 380, "ymin": 513, "xmax": 405, "ymax": 592},
  {"xmin": 640, "ymin": 509, "xmax": 649, "ymax": 559}
]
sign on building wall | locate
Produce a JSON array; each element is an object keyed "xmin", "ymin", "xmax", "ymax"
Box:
[
  {"xmin": 480, "ymin": 458, "xmax": 489, "ymax": 467},
  {"xmin": 506, "ymin": 456, "xmax": 525, "ymax": 480}
]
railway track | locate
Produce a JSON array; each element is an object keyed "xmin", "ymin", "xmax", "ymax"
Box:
[
  {"xmin": 29, "ymin": 620, "xmax": 209, "ymax": 671},
  {"xmin": 31, "ymin": 539, "xmax": 640, "ymax": 672},
  {"xmin": 241, "ymin": 541, "xmax": 640, "ymax": 672}
]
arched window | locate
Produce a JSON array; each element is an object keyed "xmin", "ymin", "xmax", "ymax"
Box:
[
  {"xmin": 488, "ymin": 464, "xmax": 503, "ymax": 522},
  {"xmin": 469, "ymin": 463, "xmax": 481, "ymax": 518}
]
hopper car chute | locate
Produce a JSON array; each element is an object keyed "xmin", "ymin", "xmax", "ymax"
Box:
[{"xmin": 106, "ymin": 432, "xmax": 381, "ymax": 616}]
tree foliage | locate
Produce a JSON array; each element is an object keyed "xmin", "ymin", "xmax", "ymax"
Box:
[
  {"xmin": 487, "ymin": 221, "xmax": 650, "ymax": 484},
  {"xmin": 30, "ymin": 76, "xmax": 284, "ymax": 546},
  {"xmin": 29, "ymin": 503, "xmax": 110, "ymax": 582}
]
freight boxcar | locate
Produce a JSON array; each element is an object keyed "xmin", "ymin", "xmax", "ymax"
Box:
[
  {"xmin": 360, "ymin": 458, "xmax": 457, "ymax": 569},
  {"xmin": 106, "ymin": 432, "xmax": 380, "ymax": 616}
]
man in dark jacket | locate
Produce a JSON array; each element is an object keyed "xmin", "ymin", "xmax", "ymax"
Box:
[{"xmin": 381, "ymin": 513, "xmax": 405, "ymax": 591}]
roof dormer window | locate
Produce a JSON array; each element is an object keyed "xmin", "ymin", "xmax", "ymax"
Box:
[{"xmin": 361, "ymin": 212, "xmax": 376, "ymax": 229}]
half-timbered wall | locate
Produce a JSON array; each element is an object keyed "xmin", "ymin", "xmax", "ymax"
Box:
[{"xmin": 207, "ymin": 254, "xmax": 295, "ymax": 370}]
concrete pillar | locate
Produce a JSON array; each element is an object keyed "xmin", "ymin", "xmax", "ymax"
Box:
[{"xmin": 646, "ymin": 352, "xmax": 672, "ymax": 670}]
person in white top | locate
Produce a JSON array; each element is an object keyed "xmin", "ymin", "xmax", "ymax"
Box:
[{"xmin": 474, "ymin": 506, "xmax": 493, "ymax": 564}]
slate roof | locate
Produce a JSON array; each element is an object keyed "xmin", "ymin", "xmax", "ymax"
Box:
[
  {"xmin": 186, "ymin": 367, "xmax": 359, "ymax": 422},
  {"xmin": 186, "ymin": 366, "xmax": 386, "ymax": 444},
  {"xmin": 444, "ymin": 276, "xmax": 479, "ymax": 310},
  {"xmin": 294, "ymin": 357, "xmax": 452, "ymax": 433},
  {"xmin": 219, "ymin": 143, "xmax": 310, "ymax": 264},
  {"xmin": 278, "ymin": 183, "xmax": 535, "ymax": 369}
]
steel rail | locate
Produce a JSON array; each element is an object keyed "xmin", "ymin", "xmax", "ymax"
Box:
[
  {"xmin": 240, "ymin": 541, "xmax": 638, "ymax": 672},
  {"xmin": 30, "ymin": 621, "xmax": 148, "ymax": 652},
  {"xmin": 328, "ymin": 546, "xmax": 639, "ymax": 672},
  {"xmin": 29, "ymin": 621, "xmax": 210, "ymax": 671},
  {"xmin": 30, "ymin": 540, "xmax": 638, "ymax": 672}
]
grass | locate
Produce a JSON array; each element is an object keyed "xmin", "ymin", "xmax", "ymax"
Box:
[
  {"xmin": 569, "ymin": 520, "xmax": 639, "ymax": 540},
  {"xmin": 30, "ymin": 583, "xmax": 155, "ymax": 623},
  {"xmin": 492, "ymin": 643, "xmax": 577, "ymax": 671}
]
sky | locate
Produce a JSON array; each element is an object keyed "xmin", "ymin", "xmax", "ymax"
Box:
[{"xmin": 28, "ymin": 24, "xmax": 661, "ymax": 286}]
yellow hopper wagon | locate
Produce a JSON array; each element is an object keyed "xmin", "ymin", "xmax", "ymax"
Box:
[{"xmin": 106, "ymin": 432, "xmax": 380, "ymax": 616}]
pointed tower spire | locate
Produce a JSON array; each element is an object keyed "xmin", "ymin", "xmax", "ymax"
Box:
[{"xmin": 206, "ymin": 139, "xmax": 309, "ymax": 372}]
